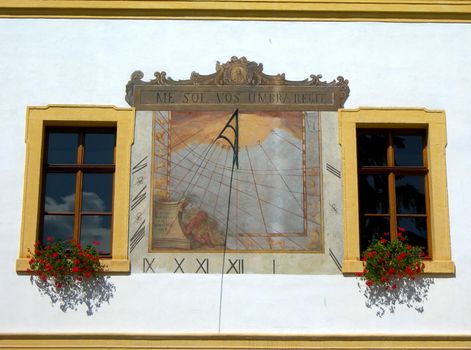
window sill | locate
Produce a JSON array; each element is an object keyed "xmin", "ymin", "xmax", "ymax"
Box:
[
  {"xmin": 342, "ymin": 259, "xmax": 455, "ymax": 275},
  {"xmin": 16, "ymin": 258, "xmax": 130, "ymax": 274}
]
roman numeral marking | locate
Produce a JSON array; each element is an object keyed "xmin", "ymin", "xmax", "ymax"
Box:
[
  {"xmin": 174, "ymin": 258, "xmax": 185, "ymax": 273},
  {"xmin": 226, "ymin": 259, "xmax": 244, "ymax": 274},
  {"xmin": 136, "ymin": 176, "xmax": 144, "ymax": 185},
  {"xmin": 307, "ymin": 117, "xmax": 317, "ymax": 131},
  {"xmin": 130, "ymin": 220, "xmax": 146, "ymax": 252},
  {"xmin": 273, "ymin": 259, "xmax": 276, "ymax": 274},
  {"xmin": 143, "ymin": 257, "xmax": 156, "ymax": 273},
  {"xmin": 132, "ymin": 155, "xmax": 148, "ymax": 174},
  {"xmin": 326, "ymin": 163, "xmax": 341, "ymax": 178},
  {"xmin": 195, "ymin": 258, "xmax": 209, "ymax": 274},
  {"xmin": 329, "ymin": 249, "xmax": 342, "ymax": 272},
  {"xmin": 131, "ymin": 185, "xmax": 146, "ymax": 211},
  {"xmin": 329, "ymin": 203, "xmax": 338, "ymax": 214}
]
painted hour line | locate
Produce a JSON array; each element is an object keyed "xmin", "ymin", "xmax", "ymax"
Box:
[
  {"xmin": 130, "ymin": 220, "xmax": 146, "ymax": 253},
  {"xmin": 132, "ymin": 155, "xmax": 148, "ymax": 174},
  {"xmin": 326, "ymin": 163, "xmax": 341, "ymax": 178},
  {"xmin": 329, "ymin": 249, "xmax": 342, "ymax": 272}
]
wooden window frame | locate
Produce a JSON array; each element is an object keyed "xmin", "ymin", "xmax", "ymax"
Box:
[
  {"xmin": 357, "ymin": 128, "xmax": 431, "ymax": 255},
  {"xmin": 40, "ymin": 127, "xmax": 116, "ymax": 257},
  {"xmin": 340, "ymin": 108, "xmax": 454, "ymax": 275},
  {"xmin": 16, "ymin": 105, "xmax": 135, "ymax": 273}
]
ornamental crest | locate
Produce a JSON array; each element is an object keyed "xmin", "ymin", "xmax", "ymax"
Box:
[{"xmin": 125, "ymin": 56, "xmax": 350, "ymax": 108}]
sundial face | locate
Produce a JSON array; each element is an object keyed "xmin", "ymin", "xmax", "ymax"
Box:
[
  {"xmin": 150, "ymin": 110, "xmax": 322, "ymax": 252},
  {"xmin": 126, "ymin": 57, "xmax": 348, "ymax": 274}
]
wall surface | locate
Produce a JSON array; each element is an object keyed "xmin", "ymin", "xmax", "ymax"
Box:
[{"xmin": 0, "ymin": 19, "xmax": 470, "ymax": 335}]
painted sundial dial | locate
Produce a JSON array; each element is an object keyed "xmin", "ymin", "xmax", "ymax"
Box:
[{"xmin": 151, "ymin": 110, "xmax": 322, "ymax": 252}]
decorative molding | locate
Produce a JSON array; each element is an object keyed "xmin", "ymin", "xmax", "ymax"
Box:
[
  {"xmin": 128, "ymin": 56, "xmax": 348, "ymax": 87},
  {"xmin": 0, "ymin": 0, "xmax": 471, "ymax": 22},
  {"xmin": 125, "ymin": 56, "xmax": 349, "ymax": 111},
  {"xmin": 2, "ymin": 334, "xmax": 471, "ymax": 349}
]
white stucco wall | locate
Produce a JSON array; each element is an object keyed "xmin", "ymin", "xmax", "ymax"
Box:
[{"xmin": 0, "ymin": 19, "xmax": 470, "ymax": 334}]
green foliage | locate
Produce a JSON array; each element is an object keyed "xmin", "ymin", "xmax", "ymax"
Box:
[
  {"xmin": 357, "ymin": 229, "xmax": 425, "ymax": 289},
  {"xmin": 28, "ymin": 237, "xmax": 104, "ymax": 291}
]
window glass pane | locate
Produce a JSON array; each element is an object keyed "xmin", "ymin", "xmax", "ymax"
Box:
[
  {"xmin": 397, "ymin": 217, "xmax": 428, "ymax": 255},
  {"xmin": 393, "ymin": 134, "xmax": 424, "ymax": 166},
  {"xmin": 44, "ymin": 173, "xmax": 76, "ymax": 213},
  {"xmin": 82, "ymin": 173, "xmax": 113, "ymax": 212},
  {"xmin": 42, "ymin": 215, "xmax": 75, "ymax": 244},
  {"xmin": 84, "ymin": 132, "xmax": 115, "ymax": 164},
  {"xmin": 80, "ymin": 216, "xmax": 111, "ymax": 255},
  {"xmin": 359, "ymin": 174, "xmax": 389, "ymax": 214},
  {"xmin": 396, "ymin": 175, "xmax": 426, "ymax": 214},
  {"xmin": 360, "ymin": 216, "xmax": 390, "ymax": 252},
  {"xmin": 357, "ymin": 133, "xmax": 387, "ymax": 166},
  {"xmin": 47, "ymin": 132, "xmax": 78, "ymax": 164}
]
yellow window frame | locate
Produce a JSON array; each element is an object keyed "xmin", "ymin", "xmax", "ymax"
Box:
[
  {"xmin": 339, "ymin": 107, "xmax": 455, "ymax": 274},
  {"xmin": 16, "ymin": 105, "xmax": 135, "ymax": 273}
]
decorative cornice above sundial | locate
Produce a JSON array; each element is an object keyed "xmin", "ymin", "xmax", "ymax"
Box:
[{"xmin": 125, "ymin": 56, "xmax": 349, "ymax": 111}]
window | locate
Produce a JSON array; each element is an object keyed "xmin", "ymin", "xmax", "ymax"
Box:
[
  {"xmin": 340, "ymin": 108, "xmax": 454, "ymax": 274},
  {"xmin": 357, "ymin": 129, "xmax": 429, "ymax": 255},
  {"xmin": 40, "ymin": 128, "xmax": 116, "ymax": 256},
  {"xmin": 16, "ymin": 105, "xmax": 134, "ymax": 273}
]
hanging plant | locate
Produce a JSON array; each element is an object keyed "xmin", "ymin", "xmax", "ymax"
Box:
[
  {"xmin": 27, "ymin": 237, "xmax": 104, "ymax": 291},
  {"xmin": 356, "ymin": 229, "xmax": 425, "ymax": 289}
]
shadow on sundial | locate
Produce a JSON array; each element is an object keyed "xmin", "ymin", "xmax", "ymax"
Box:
[
  {"xmin": 30, "ymin": 275, "xmax": 116, "ymax": 315},
  {"xmin": 358, "ymin": 277, "xmax": 435, "ymax": 317}
]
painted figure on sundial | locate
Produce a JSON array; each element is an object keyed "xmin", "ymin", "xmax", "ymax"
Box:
[{"xmin": 182, "ymin": 209, "xmax": 225, "ymax": 249}]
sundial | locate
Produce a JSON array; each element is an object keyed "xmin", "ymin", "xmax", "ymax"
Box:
[{"xmin": 151, "ymin": 109, "xmax": 321, "ymax": 252}]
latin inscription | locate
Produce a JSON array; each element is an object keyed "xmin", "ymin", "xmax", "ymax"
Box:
[
  {"xmin": 149, "ymin": 91, "xmax": 329, "ymax": 105},
  {"xmin": 136, "ymin": 86, "xmax": 338, "ymax": 111}
]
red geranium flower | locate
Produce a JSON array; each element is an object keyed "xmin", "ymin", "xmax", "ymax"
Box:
[
  {"xmin": 28, "ymin": 238, "xmax": 104, "ymax": 288},
  {"xmin": 396, "ymin": 252, "xmax": 407, "ymax": 261},
  {"xmin": 367, "ymin": 251, "xmax": 377, "ymax": 258}
]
